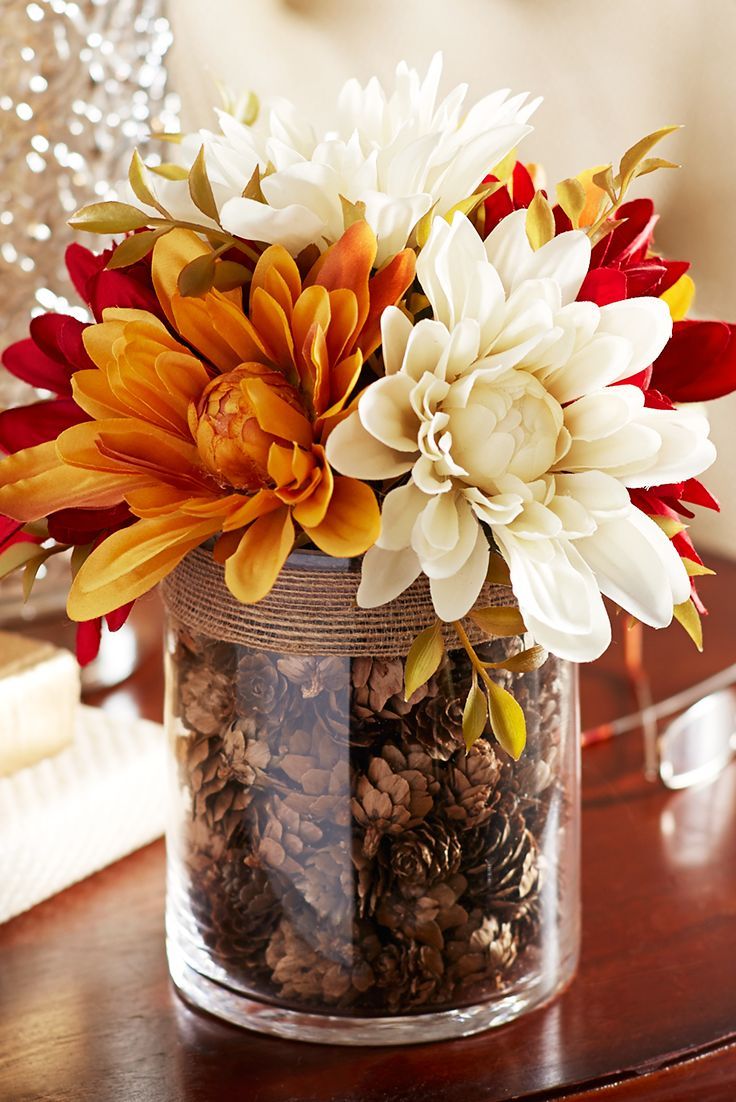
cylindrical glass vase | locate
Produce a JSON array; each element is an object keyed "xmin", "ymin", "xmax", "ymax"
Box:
[{"xmin": 162, "ymin": 548, "xmax": 580, "ymax": 1045}]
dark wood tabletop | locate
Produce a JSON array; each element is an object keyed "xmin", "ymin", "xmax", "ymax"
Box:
[{"xmin": 2, "ymin": 557, "xmax": 736, "ymax": 1102}]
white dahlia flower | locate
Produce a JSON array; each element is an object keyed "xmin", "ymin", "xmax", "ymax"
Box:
[
  {"xmin": 147, "ymin": 55, "xmax": 540, "ymax": 265},
  {"xmin": 326, "ymin": 210, "xmax": 716, "ymax": 662}
]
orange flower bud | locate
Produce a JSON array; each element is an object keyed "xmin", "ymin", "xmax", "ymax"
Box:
[{"xmin": 193, "ymin": 366, "xmax": 302, "ymax": 491}]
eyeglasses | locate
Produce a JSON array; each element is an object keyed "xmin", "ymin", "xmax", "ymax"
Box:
[{"xmin": 583, "ymin": 625, "xmax": 736, "ymax": 790}]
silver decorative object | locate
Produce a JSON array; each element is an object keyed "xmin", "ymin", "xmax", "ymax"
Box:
[{"xmin": 0, "ymin": 0, "xmax": 179, "ymax": 402}]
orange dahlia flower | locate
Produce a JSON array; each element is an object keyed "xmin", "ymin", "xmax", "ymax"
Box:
[{"xmin": 0, "ymin": 224, "xmax": 415, "ymax": 619}]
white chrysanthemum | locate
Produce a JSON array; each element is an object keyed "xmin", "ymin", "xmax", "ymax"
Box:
[
  {"xmin": 326, "ymin": 211, "xmax": 716, "ymax": 661},
  {"xmin": 146, "ymin": 55, "xmax": 540, "ymax": 265}
]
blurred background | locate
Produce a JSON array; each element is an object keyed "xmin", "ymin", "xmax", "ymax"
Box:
[{"xmin": 164, "ymin": 0, "xmax": 736, "ymax": 555}]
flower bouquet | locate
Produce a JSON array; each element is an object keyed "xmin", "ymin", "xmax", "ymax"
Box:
[{"xmin": 1, "ymin": 55, "xmax": 734, "ymax": 1042}]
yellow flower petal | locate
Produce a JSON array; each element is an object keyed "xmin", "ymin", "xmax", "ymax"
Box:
[
  {"xmin": 0, "ymin": 441, "xmax": 133, "ymax": 522},
  {"xmin": 67, "ymin": 512, "xmax": 220, "ymax": 620},
  {"xmin": 224, "ymin": 506, "xmax": 295, "ymax": 603},
  {"xmin": 303, "ymin": 475, "xmax": 380, "ymax": 557},
  {"xmin": 661, "ymin": 273, "xmax": 695, "ymax": 321}
]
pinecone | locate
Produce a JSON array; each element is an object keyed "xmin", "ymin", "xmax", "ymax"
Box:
[
  {"xmin": 374, "ymin": 941, "xmax": 445, "ymax": 1011},
  {"xmin": 277, "ymin": 655, "xmax": 347, "ymax": 698},
  {"xmin": 178, "ymin": 728, "xmax": 255, "ymax": 844},
  {"xmin": 462, "ymin": 789, "xmax": 540, "ymax": 911},
  {"xmin": 443, "ymin": 908, "xmax": 518, "ymax": 999},
  {"xmin": 249, "ymin": 793, "xmax": 324, "ymax": 880},
  {"xmin": 192, "ymin": 855, "xmax": 280, "ymax": 980},
  {"xmin": 352, "ymin": 743, "xmax": 434, "ymax": 857},
  {"xmin": 375, "ymin": 873, "xmax": 468, "ymax": 950},
  {"xmin": 408, "ymin": 691, "xmax": 465, "ymax": 761},
  {"xmin": 236, "ymin": 651, "xmax": 289, "ymax": 728},
  {"xmin": 350, "ymin": 655, "xmax": 434, "ymax": 745},
  {"xmin": 442, "ymin": 739, "xmax": 503, "ymax": 830},
  {"xmin": 389, "ymin": 819, "xmax": 462, "ymax": 897},
  {"xmin": 272, "ymin": 720, "xmax": 351, "ymax": 826},
  {"xmin": 179, "ymin": 664, "xmax": 235, "ymax": 736},
  {"xmin": 298, "ymin": 840, "xmax": 355, "ymax": 927},
  {"xmin": 265, "ymin": 917, "xmax": 376, "ymax": 1006}
]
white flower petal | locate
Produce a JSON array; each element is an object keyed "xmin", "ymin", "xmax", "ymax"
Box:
[
  {"xmin": 219, "ymin": 196, "xmax": 325, "ymax": 253},
  {"xmin": 381, "ymin": 307, "xmax": 414, "ymax": 375},
  {"xmin": 357, "ymin": 545, "xmax": 422, "ymax": 609},
  {"xmin": 483, "ymin": 208, "xmax": 533, "ymax": 294},
  {"xmin": 358, "ymin": 374, "xmax": 420, "ymax": 452},
  {"xmin": 619, "ymin": 406, "xmax": 716, "ymax": 488},
  {"xmin": 429, "ymin": 526, "xmax": 490, "ymax": 621},
  {"xmin": 576, "ymin": 507, "xmax": 689, "ymax": 627},
  {"xmin": 377, "ymin": 484, "xmax": 430, "ymax": 551},
  {"xmin": 596, "ymin": 298, "xmax": 673, "ymax": 376},
  {"xmin": 325, "ymin": 411, "xmax": 413, "ymax": 479},
  {"xmin": 522, "ymin": 230, "xmax": 591, "ymax": 306}
]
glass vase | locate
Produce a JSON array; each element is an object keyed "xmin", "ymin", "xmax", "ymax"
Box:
[{"xmin": 162, "ymin": 548, "xmax": 580, "ymax": 1044}]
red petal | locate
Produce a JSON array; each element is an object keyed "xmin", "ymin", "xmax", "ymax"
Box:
[
  {"xmin": 623, "ymin": 261, "xmax": 668, "ymax": 298},
  {"xmin": 87, "ymin": 268, "xmax": 162, "ymax": 321},
  {"xmin": 577, "ymin": 267, "xmax": 628, "ymax": 306},
  {"xmin": 553, "ymin": 205, "xmax": 573, "ymax": 234},
  {"xmin": 65, "ymin": 243, "xmax": 109, "ymax": 305},
  {"xmin": 105, "ymin": 601, "xmax": 134, "ymax": 632},
  {"xmin": 75, "ymin": 618, "xmax": 103, "ymax": 665},
  {"xmin": 651, "ymin": 320, "xmax": 736, "ymax": 401},
  {"xmin": 47, "ymin": 502, "xmax": 132, "ymax": 546},
  {"xmin": 0, "ymin": 398, "xmax": 87, "ymax": 453},
  {"xmin": 606, "ymin": 199, "xmax": 658, "ymax": 265},
  {"xmin": 654, "ymin": 259, "xmax": 690, "ymax": 297},
  {"xmin": 511, "ymin": 162, "xmax": 535, "ymax": 207},
  {"xmin": 1, "ymin": 338, "xmax": 74, "ymax": 395},
  {"xmin": 483, "ymin": 186, "xmax": 514, "ymax": 236},
  {"xmin": 30, "ymin": 314, "xmax": 94, "ymax": 372},
  {"xmin": 680, "ymin": 477, "xmax": 720, "ymax": 513},
  {"xmin": 0, "ymin": 515, "xmax": 23, "ymax": 549}
]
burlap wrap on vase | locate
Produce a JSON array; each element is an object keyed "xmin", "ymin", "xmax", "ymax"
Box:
[{"xmin": 161, "ymin": 546, "xmax": 514, "ymax": 657}]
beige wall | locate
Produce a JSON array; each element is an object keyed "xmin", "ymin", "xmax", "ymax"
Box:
[{"xmin": 167, "ymin": 0, "xmax": 736, "ymax": 556}]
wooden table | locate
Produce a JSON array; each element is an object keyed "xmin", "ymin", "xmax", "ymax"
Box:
[{"xmin": 2, "ymin": 559, "xmax": 736, "ymax": 1101}]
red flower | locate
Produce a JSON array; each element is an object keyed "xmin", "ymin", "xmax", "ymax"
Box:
[
  {"xmin": 0, "ymin": 242, "xmax": 154, "ymax": 663},
  {"xmin": 482, "ymin": 162, "xmax": 536, "ymax": 236}
]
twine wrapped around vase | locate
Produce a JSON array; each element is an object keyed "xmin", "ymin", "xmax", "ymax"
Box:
[{"xmin": 161, "ymin": 547, "xmax": 517, "ymax": 657}]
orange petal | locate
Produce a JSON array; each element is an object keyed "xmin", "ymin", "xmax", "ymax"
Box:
[
  {"xmin": 171, "ymin": 293, "xmax": 244, "ymax": 372},
  {"xmin": 67, "ymin": 512, "xmax": 221, "ymax": 620},
  {"xmin": 220, "ymin": 490, "xmax": 283, "ymax": 531},
  {"xmin": 72, "ymin": 370, "xmax": 130, "ymax": 420},
  {"xmin": 0, "ymin": 441, "xmax": 134, "ymax": 521},
  {"xmin": 308, "ymin": 221, "xmax": 376, "ymax": 336},
  {"xmin": 244, "ymin": 377, "xmax": 312, "ymax": 449},
  {"xmin": 224, "ymin": 506, "xmax": 294, "ymax": 603},
  {"xmin": 251, "ymin": 245, "xmax": 301, "ymax": 307},
  {"xmin": 292, "ymin": 452, "xmax": 333, "ymax": 528},
  {"xmin": 325, "ymin": 288, "xmax": 359, "ymax": 364},
  {"xmin": 302, "ymin": 475, "xmax": 380, "ymax": 557},
  {"xmin": 58, "ymin": 420, "xmax": 204, "ymax": 489},
  {"xmin": 267, "ymin": 442, "xmax": 315, "ymax": 490},
  {"xmin": 250, "ymin": 287, "xmax": 295, "ymax": 370},
  {"xmin": 360, "ymin": 248, "xmax": 416, "ymax": 357}
]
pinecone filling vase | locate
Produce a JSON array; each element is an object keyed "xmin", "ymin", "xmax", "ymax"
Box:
[{"xmin": 163, "ymin": 548, "xmax": 580, "ymax": 1044}]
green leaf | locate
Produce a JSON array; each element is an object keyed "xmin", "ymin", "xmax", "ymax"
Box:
[
  {"xmin": 525, "ymin": 191, "xmax": 555, "ymax": 250},
  {"xmin": 556, "ymin": 177, "xmax": 587, "ymax": 228},
  {"xmin": 71, "ymin": 543, "xmax": 93, "ymax": 578},
  {"xmin": 493, "ymin": 644, "xmax": 548, "ymax": 674},
  {"xmin": 634, "ymin": 156, "xmax": 680, "ymax": 178},
  {"xmin": 213, "ymin": 260, "xmax": 251, "ymax": 291},
  {"xmin": 149, "ymin": 162, "xmax": 190, "ymax": 181},
  {"xmin": 591, "ymin": 165, "xmax": 617, "ymax": 202},
  {"xmin": 106, "ymin": 229, "xmax": 165, "ymax": 270},
  {"xmin": 68, "ymin": 201, "xmax": 151, "ymax": 234},
  {"xmin": 469, "ymin": 605, "xmax": 527, "ymax": 638},
  {"xmin": 682, "ymin": 557, "xmax": 716, "ymax": 578},
  {"xmin": 0, "ymin": 541, "xmax": 44, "ymax": 581},
  {"xmin": 462, "ymin": 677, "xmax": 488, "ymax": 750},
  {"xmin": 618, "ymin": 125, "xmax": 681, "ymax": 192},
  {"xmin": 243, "ymin": 165, "xmax": 267, "ymax": 203},
  {"xmin": 649, "ymin": 514, "xmax": 688, "ymax": 539},
  {"xmin": 128, "ymin": 149, "xmax": 164, "ymax": 213},
  {"xmin": 486, "ymin": 553, "xmax": 511, "ymax": 588},
  {"xmin": 673, "ymin": 598, "xmax": 703, "ymax": 652},
  {"xmin": 22, "ymin": 547, "xmax": 57, "ymax": 602},
  {"xmin": 404, "ymin": 621, "xmax": 444, "ymax": 701},
  {"xmin": 485, "ymin": 677, "xmax": 527, "ymax": 760},
  {"xmin": 340, "ymin": 194, "xmax": 367, "ymax": 230},
  {"xmin": 178, "ymin": 252, "xmax": 216, "ymax": 297},
  {"xmin": 188, "ymin": 146, "xmax": 220, "ymax": 223}
]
